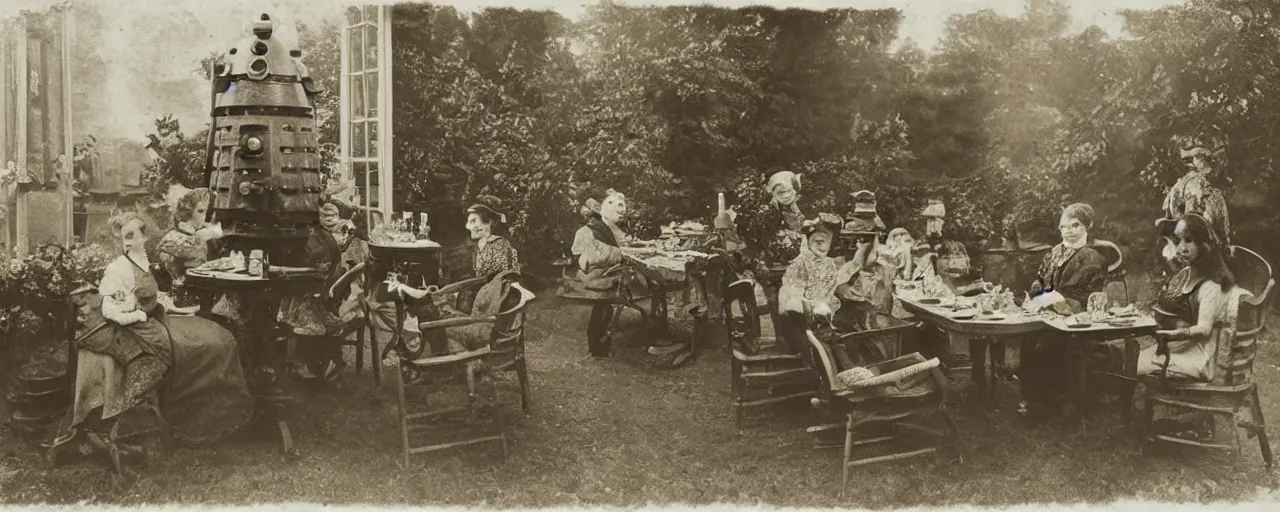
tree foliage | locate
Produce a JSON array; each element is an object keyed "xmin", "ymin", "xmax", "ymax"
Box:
[{"xmin": 119, "ymin": 0, "xmax": 1280, "ymax": 277}]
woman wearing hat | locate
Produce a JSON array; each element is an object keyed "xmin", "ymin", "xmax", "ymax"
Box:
[
  {"xmin": 1158, "ymin": 145, "xmax": 1230, "ymax": 270},
  {"xmin": 465, "ymin": 203, "xmax": 521, "ymax": 280},
  {"xmin": 775, "ymin": 213, "xmax": 859, "ymax": 365}
]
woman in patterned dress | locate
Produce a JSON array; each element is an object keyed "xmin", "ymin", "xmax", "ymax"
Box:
[
  {"xmin": 774, "ymin": 213, "xmax": 859, "ymax": 366},
  {"xmin": 155, "ymin": 187, "xmax": 227, "ymax": 311},
  {"xmin": 466, "ymin": 203, "xmax": 520, "ymax": 279},
  {"xmin": 51, "ymin": 212, "xmax": 254, "ymax": 466}
]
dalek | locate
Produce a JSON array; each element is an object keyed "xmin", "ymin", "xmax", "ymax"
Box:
[{"xmin": 203, "ymin": 13, "xmax": 326, "ymax": 265}]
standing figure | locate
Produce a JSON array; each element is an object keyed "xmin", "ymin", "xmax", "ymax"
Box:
[
  {"xmin": 51, "ymin": 212, "xmax": 254, "ymax": 463},
  {"xmin": 766, "ymin": 171, "xmax": 808, "ymax": 262},
  {"xmin": 570, "ymin": 189, "xmax": 653, "ymax": 357},
  {"xmin": 1019, "ymin": 203, "xmax": 1109, "ymax": 417},
  {"xmin": 1158, "ymin": 146, "xmax": 1231, "ymax": 270}
]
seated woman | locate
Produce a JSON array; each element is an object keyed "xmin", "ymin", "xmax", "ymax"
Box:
[
  {"xmin": 1135, "ymin": 213, "xmax": 1248, "ymax": 438},
  {"xmin": 566, "ymin": 189, "xmax": 656, "ymax": 357},
  {"xmin": 155, "ymin": 187, "xmax": 224, "ymax": 309},
  {"xmin": 775, "ymin": 214, "xmax": 859, "ymax": 366},
  {"xmin": 384, "ymin": 203, "xmax": 522, "ymax": 360},
  {"xmin": 1018, "ymin": 202, "xmax": 1109, "ymax": 416},
  {"xmin": 51, "ymin": 211, "xmax": 255, "ymax": 463},
  {"xmin": 1139, "ymin": 213, "xmax": 1243, "ymax": 380},
  {"xmin": 467, "ymin": 203, "xmax": 521, "ymax": 279},
  {"xmin": 155, "ymin": 187, "xmax": 245, "ymax": 327}
]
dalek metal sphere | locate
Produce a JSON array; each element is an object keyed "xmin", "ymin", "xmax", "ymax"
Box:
[{"xmin": 204, "ymin": 13, "xmax": 326, "ymax": 263}]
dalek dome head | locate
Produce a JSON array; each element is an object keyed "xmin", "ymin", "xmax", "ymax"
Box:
[{"xmin": 216, "ymin": 13, "xmax": 311, "ymax": 84}]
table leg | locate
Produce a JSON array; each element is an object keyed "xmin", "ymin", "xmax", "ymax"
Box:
[{"xmin": 1122, "ymin": 337, "xmax": 1139, "ymax": 426}]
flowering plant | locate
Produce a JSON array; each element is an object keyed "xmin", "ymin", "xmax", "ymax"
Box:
[{"xmin": 0, "ymin": 243, "xmax": 113, "ymax": 346}]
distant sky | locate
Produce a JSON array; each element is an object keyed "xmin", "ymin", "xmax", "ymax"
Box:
[{"xmin": 5, "ymin": 0, "xmax": 1191, "ymax": 51}]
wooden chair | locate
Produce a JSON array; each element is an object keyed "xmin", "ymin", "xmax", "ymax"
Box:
[
  {"xmin": 393, "ymin": 274, "xmax": 534, "ymax": 466},
  {"xmin": 803, "ymin": 326, "xmax": 958, "ymax": 495},
  {"xmin": 289, "ymin": 262, "xmax": 378, "ymax": 386},
  {"xmin": 1137, "ymin": 245, "xmax": 1273, "ymax": 467},
  {"xmin": 1090, "ymin": 240, "xmax": 1129, "ymax": 306},
  {"xmin": 559, "ymin": 261, "xmax": 652, "ymax": 352},
  {"xmin": 721, "ymin": 273, "xmax": 816, "ymax": 427}
]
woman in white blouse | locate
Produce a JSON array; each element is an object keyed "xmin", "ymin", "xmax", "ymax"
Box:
[{"xmin": 50, "ymin": 211, "xmax": 254, "ymax": 464}]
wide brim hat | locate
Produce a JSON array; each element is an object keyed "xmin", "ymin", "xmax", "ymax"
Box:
[{"xmin": 801, "ymin": 213, "xmax": 843, "ymax": 237}]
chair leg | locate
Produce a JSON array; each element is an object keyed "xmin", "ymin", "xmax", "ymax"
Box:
[
  {"xmin": 840, "ymin": 413, "xmax": 855, "ymax": 497},
  {"xmin": 355, "ymin": 328, "xmax": 365, "ymax": 378},
  {"xmin": 1250, "ymin": 387, "xmax": 1273, "ymax": 468},
  {"xmin": 395, "ymin": 358, "xmax": 410, "ymax": 468},
  {"xmin": 731, "ymin": 358, "xmax": 743, "ymax": 427},
  {"xmin": 371, "ymin": 326, "xmax": 382, "ymax": 387},
  {"xmin": 1136, "ymin": 387, "xmax": 1154, "ymax": 455},
  {"xmin": 493, "ymin": 375, "xmax": 508, "ymax": 460},
  {"xmin": 517, "ymin": 358, "xmax": 531, "ymax": 413}
]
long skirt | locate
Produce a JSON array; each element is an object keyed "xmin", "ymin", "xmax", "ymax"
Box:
[{"xmin": 53, "ymin": 314, "xmax": 255, "ymax": 448}]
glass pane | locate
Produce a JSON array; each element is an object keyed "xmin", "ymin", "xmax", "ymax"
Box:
[
  {"xmin": 347, "ymin": 27, "xmax": 363, "ymax": 73},
  {"xmin": 345, "ymin": 6, "xmax": 361, "ymax": 26},
  {"xmin": 365, "ymin": 71, "xmax": 378, "ymax": 117},
  {"xmin": 351, "ymin": 161, "xmax": 367, "ymax": 205},
  {"xmin": 367, "ymin": 122, "xmax": 378, "ymax": 158},
  {"xmin": 364, "ymin": 6, "xmax": 378, "ymax": 25},
  {"xmin": 364, "ymin": 25, "xmax": 378, "ymax": 72},
  {"xmin": 366, "ymin": 161, "xmax": 379, "ymax": 208},
  {"xmin": 350, "ymin": 122, "xmax": 366, "ymax": 158},
  {"xmin": 349, "ymin": 74, "xmax": 364, "ymax": 117}
]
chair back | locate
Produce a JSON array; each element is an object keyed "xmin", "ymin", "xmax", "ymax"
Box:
[
  {"xmin": 805, "ymin": 329, "xmax": 842, "ymax": 400},
  {"xmin": 1229, "ymin": 246, "xmax": 1273, "ymax": 338},
  {"xmin": 722, "ymin": 277, "xmax": 763, "ymax": 354},
  {"xmin": 490, "ymin": 277, "xmax": 535, "ymax": 365},
  {"xmin": 1217, "ymin": 246, "xmax": 1275, "ymax": 385},
  {"xmin": 1092, "ymin": 239, "xmax": 1129, "ymax": 306}
]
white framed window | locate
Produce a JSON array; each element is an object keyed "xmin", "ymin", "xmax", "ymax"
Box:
[{"xmin": 339, "ymin": 4, "xmax": 394, "ymax": 222}]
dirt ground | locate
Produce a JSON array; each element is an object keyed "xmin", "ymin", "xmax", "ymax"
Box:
[{"xmin": 2, "ymin": 293, "xmax": 1279, "ymax": 507}]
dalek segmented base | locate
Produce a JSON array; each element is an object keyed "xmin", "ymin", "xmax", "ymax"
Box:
[{"xmin": 203, "ymin": 13, "xmax": 326, "ymax": 266}]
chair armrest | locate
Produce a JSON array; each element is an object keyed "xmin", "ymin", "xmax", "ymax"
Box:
[
  {"xmin": 328, "ymin": 262, "xmax": 366, "ymax": 299},
  {"xmin": 434, "ymin": 276, "xmax": 490, "ymax": 297},
  {"xmin": 418, "ymin": 315, "xmax": 496, "ymax": 331}
]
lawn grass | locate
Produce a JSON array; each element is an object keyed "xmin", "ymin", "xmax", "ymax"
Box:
[{"xmin": 2, "ymin": 293, "xmax": 1279, "ymax": 507}]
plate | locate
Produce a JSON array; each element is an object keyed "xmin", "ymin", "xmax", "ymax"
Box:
[
  {"xmin": 951, "ymin": 314, "xmax": 975, "ymax": 320},
  {"xmin": 982, "ymin": 315, "xmax": 1007, "ymax": 322},
  {"xmin": 1067, "ymin": 323, "xmax": 1092, "ymax": 329},
  {"xmin": 918, "ymin": 298, "xmax": 943, "ymax": 305}
]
